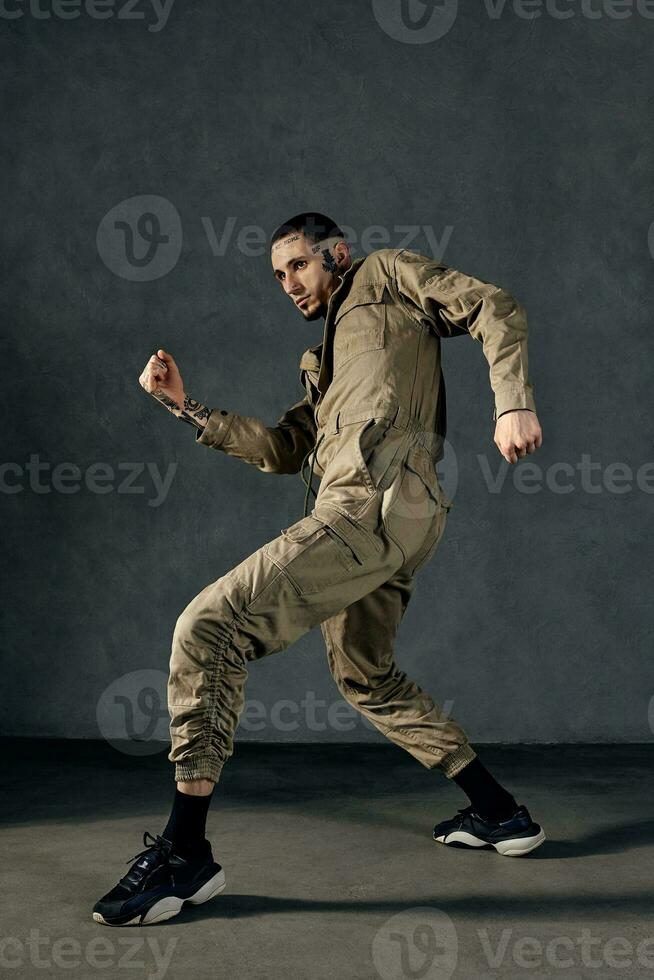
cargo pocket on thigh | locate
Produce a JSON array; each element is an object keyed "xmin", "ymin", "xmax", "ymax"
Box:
[
  {"xmin": 314, "ymin": 505, "xmax": 382, "ymax": 565},
  {"xmin": 263, "ymin": 515, "xmax": 357, "ymax": 597}
]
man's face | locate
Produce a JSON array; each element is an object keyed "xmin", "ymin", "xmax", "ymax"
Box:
[{"xmin": 271, "ymin": 231, "xmax": 351, "ymax": 321}]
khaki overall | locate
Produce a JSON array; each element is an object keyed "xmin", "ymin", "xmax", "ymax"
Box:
[{"xmin": 167, "ymin": 248, "xmax": 536, "ymax": 783}]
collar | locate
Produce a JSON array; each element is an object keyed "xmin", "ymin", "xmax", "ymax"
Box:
[
  {"xmin": 298, "ymin": 257, "xmax": 365, "ymax": 378},
  {"xmin": 315, "ymin": 257, "xmax": 365, "ymax": 394},
  {"xmin": 325, "ymin": 257, "xmax": 365, "ymax": 313}
]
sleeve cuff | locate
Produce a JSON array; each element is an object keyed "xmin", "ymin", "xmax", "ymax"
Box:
[
  {"xmin": 195, "ymin": 409, "xmax": 235, "ymax": 449},
  {"xmin": 492, "ymin": 385, "xmax": 537, "ymax": 422}
]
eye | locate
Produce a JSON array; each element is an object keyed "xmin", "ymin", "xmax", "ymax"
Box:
[{"xmin": 294, "ymin": 260, "xmax": 307, "ymax": 270}]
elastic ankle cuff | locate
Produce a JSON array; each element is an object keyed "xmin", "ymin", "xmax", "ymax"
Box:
[
  {"xmin": 174, "ymin": 756, "xmax": 223, "ymax": 784},
  {"xmin": 439, "ymin": 743, "xmax": 477, "ymax": 779}
]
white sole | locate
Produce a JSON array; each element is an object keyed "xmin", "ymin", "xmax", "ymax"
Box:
[
  {"xmin": 92, "ymin": 868, "xmax": 227, "ymax": 926},
  {"xmin": 434, "ymin": 828, "xmax": 546, "ymax": 857}
]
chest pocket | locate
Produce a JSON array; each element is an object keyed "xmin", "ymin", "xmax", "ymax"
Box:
[{"xmin": 332, "ymin": 282, "xmax": 387, "ymax": 370}]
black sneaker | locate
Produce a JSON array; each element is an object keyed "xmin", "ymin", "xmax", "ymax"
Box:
[
  {"xmin": 433, "ymin": 804, "xmax": 546, "ymax": 856},
  {"xmin": 92, "ymin": 831, "xmax": 226, "ymax": 926}
]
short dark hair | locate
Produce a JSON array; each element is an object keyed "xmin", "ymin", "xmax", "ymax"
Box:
[{"xmin": 270, "ymin": 212, "xmax": 345, "ymax": 248}]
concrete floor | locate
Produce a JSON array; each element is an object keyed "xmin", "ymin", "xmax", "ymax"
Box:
[{"xmin": 2, "ymin": 739, "xmax": 653, "ymax": 980}]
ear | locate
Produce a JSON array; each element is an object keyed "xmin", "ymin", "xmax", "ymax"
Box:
[{"xmin": 333, "ymin": 240, "xmax": 350, "ymax": 268}]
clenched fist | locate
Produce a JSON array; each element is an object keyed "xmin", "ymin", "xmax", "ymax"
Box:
[
  {"xmin": 139, "ymin": 349, "xmax": 185, "ymax": 412},
  {"xmin": 494, "ymin": 409, "xmax": 543, "ymax": 464},
  {"xmin": 138, "ymin": 349, "xmax": 212, "ymax": 431}
]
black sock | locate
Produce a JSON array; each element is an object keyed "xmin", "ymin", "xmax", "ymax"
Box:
[
  {"xmin": 451, "ymin": 757, "xmax": 518, "ymax": 822},
  {"xmin": 162, "ymin": 787, "xmax": 214, "ymax": 860}
]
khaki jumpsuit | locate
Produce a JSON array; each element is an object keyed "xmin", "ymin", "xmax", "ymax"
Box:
[{"xmin": 167, "ymin": 248, "xmax": 537, "ymax": 783}]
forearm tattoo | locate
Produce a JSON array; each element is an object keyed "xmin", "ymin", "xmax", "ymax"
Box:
[
  {"xmin": 179, "ymin": 395, "xmax": 212, "ymax": 429},
  {"xmin": 152, "ymin": 388, "xmax": 211, "ymax": 430}
]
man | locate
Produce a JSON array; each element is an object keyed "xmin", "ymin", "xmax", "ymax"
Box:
[{"xmin": 93, "ymin": 212, "xmax": 545, "ymax": 927}]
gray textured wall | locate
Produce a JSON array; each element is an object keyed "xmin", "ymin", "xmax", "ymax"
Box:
[{"xmin": 2, "ymin": 1, "xmax": 652, "ymax": 750}]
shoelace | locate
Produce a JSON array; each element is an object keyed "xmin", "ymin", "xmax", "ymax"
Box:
[
  {"xmin": 453, "ymin": 805, "xmax": 519, "ymax": 827},
  {"xmin": 121, "ymin": 831, "xmax": 173, "ymax": 885},
  {"xmin": 299, "ymin": 433, "xmax": 325, "ymax": 518},
  {"xmin": 453, "ymin": 805, "xmax": 477, "ymax": 826}
]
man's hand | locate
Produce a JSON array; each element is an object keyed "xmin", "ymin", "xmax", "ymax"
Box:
[
  {"xmin": 138, "ymin": 349, "xmax": 212, "ymax": 431},
  {"xmin": 139, "ymin": 349, "xmax": 185, "ymax": 412},
  {"xmin": 494, "ymin": 409, "xmax": 543, "ymax": 464}
]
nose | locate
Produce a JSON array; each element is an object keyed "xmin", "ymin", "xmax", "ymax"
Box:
[{"xmin": 283, "ymin": 272, "xmax": 302, "ymax": 296}]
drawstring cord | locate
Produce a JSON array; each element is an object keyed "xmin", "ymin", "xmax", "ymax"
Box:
[{"xmin": 300, "ymin": 433, "xmax": 325, "ymax": 518}]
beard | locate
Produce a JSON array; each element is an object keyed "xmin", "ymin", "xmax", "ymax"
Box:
[{"xmin": 301, "ymin": 301, "xmax": 327, "ymax": 322}]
